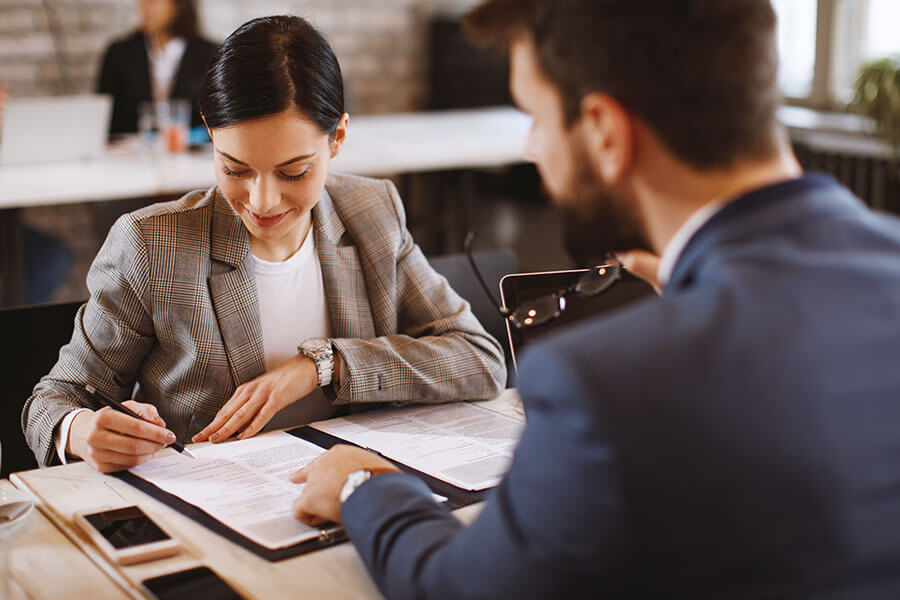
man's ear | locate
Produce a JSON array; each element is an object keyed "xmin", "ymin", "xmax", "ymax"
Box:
[
  {"xmin": 329, "ymin": 113, "xmax": 350, "ymax": 158},
  {"xmin": 578, "ymin": 92, "xmax": 634, "ymax": 183}
]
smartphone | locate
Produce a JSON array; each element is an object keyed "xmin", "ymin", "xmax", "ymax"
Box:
[
  {"xmin": 73, "ymin": 505, "xmax": 181, "ymax": 565},
  {"xmin": 141, "ymin": 566, "xmax": 244, "ymax": 600}
]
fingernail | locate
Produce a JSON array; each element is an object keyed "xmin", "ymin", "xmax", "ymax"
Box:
[
  {"xmin": 166, "ymin": 431, "xmax": 176, "ymax": 444},
  {"xmin": 210, "ymin": 433, "xmax": 219, "ymax": 442}
]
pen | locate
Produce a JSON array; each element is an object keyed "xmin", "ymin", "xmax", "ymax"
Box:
[{"xmin": 84, "ymin": 384, "xmax": 197, "ymax": 459}]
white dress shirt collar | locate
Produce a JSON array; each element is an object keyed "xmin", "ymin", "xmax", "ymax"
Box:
[{"xmin": 656, "ymin": 201, "xmax": 726, "ymax": 288}]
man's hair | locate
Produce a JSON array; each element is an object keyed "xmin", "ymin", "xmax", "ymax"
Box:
[{"xmin": 464, "ymin": 0, "xmax": 781, "ymax": 169}]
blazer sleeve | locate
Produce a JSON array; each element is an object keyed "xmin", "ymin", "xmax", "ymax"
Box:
[
  {"xmin": 340, "ymin": 350, "xmax": 627, "ymax": 599},
  {"xmin": 21, "ymin": 214, "xmax": 156, "ymax": 467},
  {"xmin": 331, "ymin": 179, "xmax": 506, "ymax": 404}
]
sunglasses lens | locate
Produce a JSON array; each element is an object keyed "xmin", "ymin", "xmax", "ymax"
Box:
[
  {"xmin": 512, "ymin": 295, "xmax": 563, "ymax": 328},
  {"xmin": 576, "ymin": 264, "xmax": 619, "ymax": 296}
]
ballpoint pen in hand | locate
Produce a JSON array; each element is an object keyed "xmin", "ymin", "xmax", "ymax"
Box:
[{"xmin": 85, "ymin": 384, "xmax": 197, "ymax": 459}]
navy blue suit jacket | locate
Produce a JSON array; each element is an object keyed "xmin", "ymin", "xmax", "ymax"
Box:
[{"xmin": 342, "ymin": 174, "xmax": 900, "ymax": 599}]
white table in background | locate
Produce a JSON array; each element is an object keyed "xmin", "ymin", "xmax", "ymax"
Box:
[{"xmin": 0, "ymin": 107, "xmax": 531, "ymax": 305}]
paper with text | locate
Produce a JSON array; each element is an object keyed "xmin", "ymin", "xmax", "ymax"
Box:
[
  {"xmin": 310, "ymin": 403, "xmax": 524, "ymax": 491},
  {"xmin": 129, "ymin": 432, "xmax": 328, "ymax": 550}
]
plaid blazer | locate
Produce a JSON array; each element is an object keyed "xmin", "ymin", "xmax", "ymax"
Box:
[{"xmin": 23, "ymin": 173, "xmax": 506, "ymax": 466}]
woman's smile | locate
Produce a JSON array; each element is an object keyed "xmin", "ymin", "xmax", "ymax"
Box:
[{"xmin": 248, "ymin": 208, "xmax": 290, "ymax": 228}]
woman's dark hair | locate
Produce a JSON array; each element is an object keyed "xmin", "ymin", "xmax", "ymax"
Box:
[
  {"xmin": 199, "ymin": 15, "xmax": 345, "ymax": 136},
  {"xmin": 167, "ymin": 0, "xmax": 199, "ymax": 39}
]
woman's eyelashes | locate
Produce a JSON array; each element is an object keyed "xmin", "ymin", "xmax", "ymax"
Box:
[
  {"xmin": 280, "ymin": 168, "xmax": 310, "ymax": 182},
  {"xmin": 222, "ymin": 164, "xmax": 249, "ymax": 178},
  {"xmin": 222, "ymin": 165, "xmax": 310, "ymax": 181}
]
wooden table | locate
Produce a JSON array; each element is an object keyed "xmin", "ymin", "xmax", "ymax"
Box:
[
  {"xmin": 0, "ymin": 479, "xmax": 130, "ymax": 599},
  {"xmin": 0, "ymin": 107, "xmax": 531, "ymax": 306},
  {"xmin": 7, "ymin": 391, "xmax": 523, "ymax": 599}
]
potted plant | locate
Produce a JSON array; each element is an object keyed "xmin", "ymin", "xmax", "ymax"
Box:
[{"xmin": 851, "ymin": 56, "xmax": 900, "ymax": 159}]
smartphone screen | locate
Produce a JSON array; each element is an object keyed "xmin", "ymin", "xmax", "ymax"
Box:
[
  {"xmin": 142, "ymin": 567, "xmax": 243, "ymax": 600},
  {"xmin": 82, "ymin": 506, "xmax": 171, "ymax": 549}
]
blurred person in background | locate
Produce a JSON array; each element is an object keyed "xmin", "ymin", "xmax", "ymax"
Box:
[{"xmin": 98, "ymin": 0, "xmax": 217, "ymax": 136}]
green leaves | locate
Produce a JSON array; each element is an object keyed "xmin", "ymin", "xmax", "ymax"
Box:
[{"xmin": 852, "ymin": 56, "xmax": 900, "ymax": 158}]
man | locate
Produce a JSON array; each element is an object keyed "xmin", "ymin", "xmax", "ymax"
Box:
[{"xmin": 291, "ymin": 1, "xmax": 900, "ymax": 597}]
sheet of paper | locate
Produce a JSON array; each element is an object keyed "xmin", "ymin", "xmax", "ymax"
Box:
[
  {"xmin": 310, "ymin": 403, "xmax": 525, "ymax": 491},
  {"xmin": 130, "ymin": 432, "xmax": 328, "ymax": 550}
]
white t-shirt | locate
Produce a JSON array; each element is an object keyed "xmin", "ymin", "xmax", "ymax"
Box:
[
  {"xmin": 252, "ymin": 226, "xmax": 336, "ymax": 430},
  {"xmin": 253, "ymin": 226, "xmax": 331, "ymax": 371}
]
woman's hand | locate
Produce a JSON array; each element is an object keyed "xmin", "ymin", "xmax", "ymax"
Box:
[
  {"xmin": 614, "ymin": 249, "xmax": 662, "ymax": 293},
  {"xmin": 68, "ymin": 402, "xmax": 175, "ymax": 473},
  {"xmin": 193, "ymin": 355, "xmax": 319, "ymax": 444}
]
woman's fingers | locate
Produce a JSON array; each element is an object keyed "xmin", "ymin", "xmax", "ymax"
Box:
[
  {"xmin": 75, "ymin": 406, "xmax": 174, "ymax": 473},
  {"xmin": 206, "ymin": 393, "xmax": 267, "ymax": 443},
  {"xmin": 193, "ymin": 387, "xmax": 250, "ymax": 442}
]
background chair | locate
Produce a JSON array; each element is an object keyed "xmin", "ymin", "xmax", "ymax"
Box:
[
  {"xmin": 0, "ymin": 300, "xmax": 82, "ymax": 477},
  {"xmin": 429, "ymin": 249, "xmax": 517, "ymax": 386}
]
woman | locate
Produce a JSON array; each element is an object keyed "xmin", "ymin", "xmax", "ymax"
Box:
[
  {"xmin": 23, "ymin": 15, "xmax": 506, "ymax": 472},
  {"xmin": 97, "ymin": 0, "xmax": 217, "ymax": 135}
]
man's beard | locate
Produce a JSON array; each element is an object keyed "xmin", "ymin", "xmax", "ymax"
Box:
[{"xmin": 555, "ymin": 158, "xmax": 651, "ymax": 266}]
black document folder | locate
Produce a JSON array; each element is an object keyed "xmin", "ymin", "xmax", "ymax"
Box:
[{"xmin": 114, "ymin": 428, "xmax": 492, "ymax": 561}]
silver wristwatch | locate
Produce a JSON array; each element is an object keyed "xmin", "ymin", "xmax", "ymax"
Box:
[
  {"xmin": 298, "ymin": 338, "xmax": 334, "ymax": 387},
  {"xmin": 340, "ymin": 469, "xmax": 372, "ymax": 503}
]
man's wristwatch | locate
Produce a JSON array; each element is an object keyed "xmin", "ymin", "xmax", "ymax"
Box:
[
  {"xmin": 298, "ymin": 338, "xmax": 334, "ymax": 387},
  {"xmin": 340, "ymin": 469, "xmax": 372, "ymax": 503}
]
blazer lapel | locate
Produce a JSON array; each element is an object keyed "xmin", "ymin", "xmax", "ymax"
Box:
[
  {"xmin": 207, "ymin": 191, "xmax": 266, "ymax": 386},
  {"xmin": 666, "ymin": 174, "xmax": 858, "ymax": 293},
  {"xmin": 314, "ymin": 185, "xmax": 377, "ymax": 339}
]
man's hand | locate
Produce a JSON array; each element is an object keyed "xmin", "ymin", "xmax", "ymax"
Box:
[
  {"xmin": 193, "ymin": 355, "xmax": 318, "ymax": 444},
  {"xmin": 68, "ymin": 402, "xmax": 175, "ymax": 473},
  {"xmin": 290, "ymin": 445, "xmax": 400, "ymax": 526},
  {"xmin": 614, "ymin": 249, "xmax": 661, "ymax": 292}
]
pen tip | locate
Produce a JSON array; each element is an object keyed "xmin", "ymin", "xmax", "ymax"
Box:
[{"xmin": 183, "ymin": 447, "xmax": 198, "ymax": 460}]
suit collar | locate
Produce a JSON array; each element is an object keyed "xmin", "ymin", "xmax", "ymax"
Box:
[
  {"xmin": 209, "ymin": 188, "xmax": 251, "ymax": 267},
  {"xmin": 666, "ymin": 174, "xmax": 860, "ymax": 293},
  {"xmin": 314, "ymin": 177, "xmax": 347, "ymax": 246},
  {"xmin": 311, "ymin": 179, "xmax": 376, "ymax": 338},
  {"xmin": 207, "ymin": 188, "xmax": 265, "ymax": 385}
]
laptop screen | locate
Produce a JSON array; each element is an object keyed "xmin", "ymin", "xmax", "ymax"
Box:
[
  {"xmin": 499, "ymin": 267, "xmax": 656, "ymax": 370},
  {"xmin": 0, "ymin": 94, "xmax": 111, "ymax": 166}
]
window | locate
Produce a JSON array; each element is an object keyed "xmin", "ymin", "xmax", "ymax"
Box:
[
  {"xmin": 772, "ymin": 0, "xmax": 818, "ymax": 99},
  {"xmin": 772, "ymin": 0, "xmax": 900, "ymax": 107},
  {"xmin": 832, "ymin": 0, "xmax": 900, "ymax": 102}
]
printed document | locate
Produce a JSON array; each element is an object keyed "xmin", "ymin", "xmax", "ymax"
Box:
[
  {"xmin": 130, "ymin": 432, "xmax": 329, "ymax": 550},
  {"xmin": 309, "ymin": 402, "xmax": 524, "ymax": 491}
]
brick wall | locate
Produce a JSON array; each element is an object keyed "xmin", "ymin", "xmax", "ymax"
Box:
[{"xmin": 0, "ymin": 0, "xmax": 481, "ymax": 114}]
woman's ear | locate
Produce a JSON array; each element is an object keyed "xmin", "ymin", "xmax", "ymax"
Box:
[{"xmin": 329, "ymin": 113, "xmax": 350, "ymax": 158}]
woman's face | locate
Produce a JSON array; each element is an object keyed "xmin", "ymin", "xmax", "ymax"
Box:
[
  {"xmin": 138, "ymin": 0, "xmax": 178, "ymax": 36},
  {"xmin": 209, "ymin": 108, "xmax": 349, "ymax": 261}
]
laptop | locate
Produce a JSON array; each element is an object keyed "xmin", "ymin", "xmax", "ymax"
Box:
[
  {"xmin": 499, "ymin": 266, "xmax": 656, "ymax": 372},
  {"xmin": 0, "ymin": 94, "xmax": 112, "ymax": 166}
]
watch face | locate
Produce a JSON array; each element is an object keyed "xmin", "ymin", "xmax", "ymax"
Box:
[{"xmin": 301, "ymin": 338, "xmax": 329, "ymax": 352}]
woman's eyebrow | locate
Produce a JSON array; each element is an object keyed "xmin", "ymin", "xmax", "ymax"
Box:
[
  {"xmin": 276, "ymin": 153, "xmax": 317, "ymax": 167},
  {"xmin": 217, "ymin": 150, "xmax": 317, "ymax": 167}
]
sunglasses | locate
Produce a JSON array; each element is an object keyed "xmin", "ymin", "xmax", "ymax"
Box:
[{"xmin": 463, "ymin": 230, "xmax": 621, "ymax": 329}]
